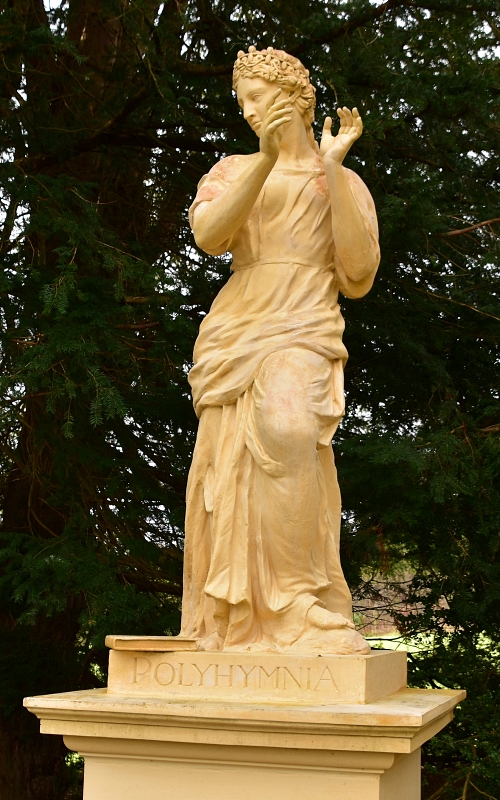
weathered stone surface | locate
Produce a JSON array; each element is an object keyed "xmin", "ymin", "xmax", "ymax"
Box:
[
  {"xmin": 107, "ymin": 648, "xmax": 407, "ymax": 704},
  {"xmin": 24, "ymin": 685, "xmax": 465, "ymax": 800}
]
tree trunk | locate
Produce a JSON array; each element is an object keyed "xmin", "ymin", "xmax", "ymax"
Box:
[
  {"xmin": 1, "ymin": 423, "xmax": 83, "ymax": 799},
  {"xmin": 0, "ymin": 712, "xmax": 79, "ymax": 800}
]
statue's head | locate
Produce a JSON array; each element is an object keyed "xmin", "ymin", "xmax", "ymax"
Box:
[{"xmin": 233, "ymin": 46, "xmax": 317, "ymax": 148}]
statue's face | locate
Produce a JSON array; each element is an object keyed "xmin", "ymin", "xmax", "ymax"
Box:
[{"xmin": 236, "ymin": 76, "xmax": 288, "ymax": 137}]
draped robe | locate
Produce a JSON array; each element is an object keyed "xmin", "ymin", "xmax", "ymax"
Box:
[{"xmin": 180, "ymin": 153, "xmax": 379, "ymax": 652}]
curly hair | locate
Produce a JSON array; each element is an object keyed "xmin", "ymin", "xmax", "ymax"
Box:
[{"xmin": 233, "ymin": 46, "xmax": 318, "ymax": 152}]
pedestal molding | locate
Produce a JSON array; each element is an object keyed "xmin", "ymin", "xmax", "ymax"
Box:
[
  {"xmin": 25, "ymin": 686, "xmax": 464, "ymax": 756},
  {"xmin": 63, "ymin": 735, "xmax": 397, "ymax": 773}
]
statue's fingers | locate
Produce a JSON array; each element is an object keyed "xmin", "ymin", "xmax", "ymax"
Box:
[
  {"xmin": 267, "ymin": 97, "xmax": 291, "ymax": 115},
  {"xmin": 267, "ymin": 116, "xmax": 292, "ymax": 133},
  {"xmin": 265, "ymin": 107, "xmax": 293, "ymax": 125},
  {"xmin": 352, "ymin": 107, "xmax": 363, "ymax": 130},
  {"xmin": 265, "ymin": 89, "xmax": 282, "ymax": 111},
  {"xmin": 322, "ymin": 116, "xmax": 333, "ymax": 135},
  {"xmin": 342, "ymin": 106, "xmax": 354, "ymax": 128},
  {"xmin": 337, "ymin": 107, "xmax": 348, "ymax": 132}
]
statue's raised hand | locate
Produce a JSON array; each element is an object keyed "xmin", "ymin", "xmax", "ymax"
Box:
[
  {"xmin": 258, "ymin": 90, "xmax": 293, "ymax": 161},
  {"xmin": 320, "ymin": 107, "xmax": 363, "ymax": 165}
]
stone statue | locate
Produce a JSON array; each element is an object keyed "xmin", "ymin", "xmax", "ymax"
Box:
[{"xmin": 180, "ymin": 46, "xmax": 380, "ymax": 654}]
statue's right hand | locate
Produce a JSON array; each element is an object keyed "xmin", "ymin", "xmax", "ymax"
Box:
[{"xmin": 258, "ymin": 90, "xmax": 293, "ymax": 160}]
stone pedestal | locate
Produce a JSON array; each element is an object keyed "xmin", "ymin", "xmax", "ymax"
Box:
[
  {"xmin": 107, "ymin": 647, "xmax": 408, "ymax": 704},
  {"xmin": 25, "ymin": 642, "xmax": 464, "ymax": 800}
]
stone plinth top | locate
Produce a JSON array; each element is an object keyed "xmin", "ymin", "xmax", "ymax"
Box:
[
  {"xmin": 24, "ymin": 686, "xmax": 465, "ymax": 728},
  {"xmin": 24, "ymin": 686, "xmax": 465, "ymax": 755}
]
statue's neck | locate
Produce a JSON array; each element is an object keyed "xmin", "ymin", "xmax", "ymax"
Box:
[{"xmin": 277, "ymin": 118, "xmax": 318, "ymax": 168}]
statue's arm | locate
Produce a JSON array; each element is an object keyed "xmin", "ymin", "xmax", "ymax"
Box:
[
  {"xmin": 192, "ymin": 92, "xmax": 293, "ymax": 255},
  {"xmin": 320, "ymin": 108, "xmax": 380, "ymax": 297},
  {"xmin": 325, "ymin": 163, "xmax": 380, "ymax": 282},
  {"xmin": 191, "ymin": 154, "xmax": 275, "ymax": 254},
  {"xmin": 329, "ymin": 168, "xmax": 380, "ymax": 299}
]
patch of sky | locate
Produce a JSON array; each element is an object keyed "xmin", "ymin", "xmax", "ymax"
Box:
[
  {"xmin": 154, "ymin": 4, "xmax": 165, "ymax": 25},
  {"xmin": 467, "ymin": 150, "xmax": 492, "ymax": 166}
]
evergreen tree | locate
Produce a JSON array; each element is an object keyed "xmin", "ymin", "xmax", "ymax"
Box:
[{"xmin": 0, "ymin": 0, "xmax": 498, "ymax": 797}]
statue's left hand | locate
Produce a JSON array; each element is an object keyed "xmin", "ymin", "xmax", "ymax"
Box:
[{"xmin": 320, "ymin": 107, "xmax": 363, "ymax": 165}]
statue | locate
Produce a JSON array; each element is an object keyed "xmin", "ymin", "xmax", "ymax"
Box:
[{"xmin": 180, "ymin": 46, "xmax": 380, "ymax": 655}]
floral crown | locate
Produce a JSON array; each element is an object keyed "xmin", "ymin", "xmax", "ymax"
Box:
[{"xmin": 232, "ymin": 46, "xmax": 316, "ymax": 114}]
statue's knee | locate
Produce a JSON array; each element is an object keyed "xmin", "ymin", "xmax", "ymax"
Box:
[
  {"xmin": 253, "ymin": 349, "xmax": 322, "ymax": 458},
  {"xmin": 255, "ymin": 402, "xmax": 316, "ymax": 460}
]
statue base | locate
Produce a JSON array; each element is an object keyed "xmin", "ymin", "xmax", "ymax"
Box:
[
  {"xmin": 25, "ymin": 683, "xmax": 464, "ymax": 800},
  {"xmin": 106, "ymin": 643, "xmax": 408, "ymax": 704},
  {"xmin": 24, "ymin": 642, "xmax": 465, "ymax": 800},
  {"xmin": 25, "ymin": 637, "xmax": 465, "ymax": 800}
]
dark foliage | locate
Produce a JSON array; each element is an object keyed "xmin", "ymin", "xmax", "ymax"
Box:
[{"xmin": 0, "ymin": 0, "xmax": 498, "ymax": 797}]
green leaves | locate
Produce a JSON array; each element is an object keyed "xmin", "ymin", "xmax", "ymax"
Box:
[
  {"xmin": 86, "ymin": 368, "xmax": 127, "ymax": 428},
  {"xmin": 41, "ymin": 250, "xmax": 79, "ymax": 316},
  {"xmin": 0, "ymin": 0, "xmax": 498, "ymax": 797}
]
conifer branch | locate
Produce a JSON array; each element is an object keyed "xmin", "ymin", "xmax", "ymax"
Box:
[
  {"xmin": 468, "ymin": 780, "xmax": 498, "ymax": 800},
  {"xmin": 176, "ymin": 0, "xmax": 490, "ymax": 75},
  {"xmin": 331, "ymin": 0, "xmax": 493, "ymax": 41},
  {"xmin": 12, "ymin": 129, "xmax": 216, "ymax": 172},
  {"xmin": 176, "ymin": 0, "xmax": 418, "ymax": 74},
  {"xmin": 114, "ymin": 322, "xmax": 160, "ymax": 330},
  {"xmin": 481, "ymin": 423, "xmax": 500, "ymax": 433},
  {"xmin": 175, "ymin": 60, "xmax": 233, "ymax": 76},
  {"xmin": 123, "ymin": 295, "xmax": 169, "ymax": 304},
  {"xmin": 293, "ymin": 0, "xmax": 414, "ymax": 54},
  {"xmin": 443, "ymin": 218, "xmax": 500, "ymax": 236},
  {"xmin": 411, "ymin": 286, "xmax": 500, "ymax": 322}
]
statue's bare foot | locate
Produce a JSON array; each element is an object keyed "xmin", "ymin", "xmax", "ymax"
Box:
[
  {"xmin": 196, "ymin": 633, "xmax": 224, "ymax": 652},
  {"xmin": 323, "ymin": 627, "xmax": 371, "ymax": 655},
  {"xmin": 307, "ymin": 604, "xmax": 356, "ymax": 631},
  {"xmin": 296, "ymin": 604, "xmax": 370, "ymax": 654}
]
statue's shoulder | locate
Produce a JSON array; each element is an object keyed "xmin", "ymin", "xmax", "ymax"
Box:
[
  {"xmin": 191, "ymin": 154, "xmax": 260, "ymax": 214},
  {"xmin": 206, "ymin": 153, "xmax": 259, "ymax": 183},
  {"xmin": 343, "ymin": 167, "xmax": 372, "ymax": 196},
  {"xmin": 343, "ymin": 167, "xmax": 377, "ymax": 215}
]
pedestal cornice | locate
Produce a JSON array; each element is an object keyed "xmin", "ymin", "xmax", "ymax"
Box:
[{"xmin": 25, "ymin": 686, "xmax": 465, "ymax": 755}]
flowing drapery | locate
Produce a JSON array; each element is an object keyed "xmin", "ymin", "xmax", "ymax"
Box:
[{"xmin": 180, "ymin": 155, "xmax": 379, "ymax": 651}]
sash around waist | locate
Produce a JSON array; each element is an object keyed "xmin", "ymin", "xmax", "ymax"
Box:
[{"xmin": 230, "ymin": 258, "xmax": 335, "ymax": 273}]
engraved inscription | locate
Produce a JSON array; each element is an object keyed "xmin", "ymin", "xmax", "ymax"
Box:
[
  {"xmin": 314, "ymin": 666, "xmax": 339, "ymax": 692},
  {"xmin": 129, "ymin": 657, "xmax": 341, "ymax": 695},
  {"xmin": 154, "ymin": 662, "xmax": 175, "ymax": 685},
  {"xmin": 179, "ymin": 663, "xmax": 194, "ymax": 686},
  {"xmin": 215, "ymin": 663, "xmax": 233, "ymax": 687},
  {"xmin": 238, "ymin": 665, "xmax": 257, "ymax": 688},
  {"xmin": 258, "ymin": 665, "xmax": 280, "ymax": 689},
  {"xmin": 132, "ymin": 657, "xmax": 151, "ymax": 683},
  {"xmin": 282, "ymin": 666, "xmax": 301, "ymax": 690},
  {"xmin": 192, "ymin": 663, "xmax": 212, "ymax": 684}
]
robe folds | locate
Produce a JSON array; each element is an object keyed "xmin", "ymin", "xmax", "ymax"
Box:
[{"xmin": 180, "ymin": 154, "xmax": 380, "ymax": 651}]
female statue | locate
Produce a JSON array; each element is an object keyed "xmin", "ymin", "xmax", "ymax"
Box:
[{"xmin": 180, "ymin": 46, "xmax": 379, "ymax": 654}]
